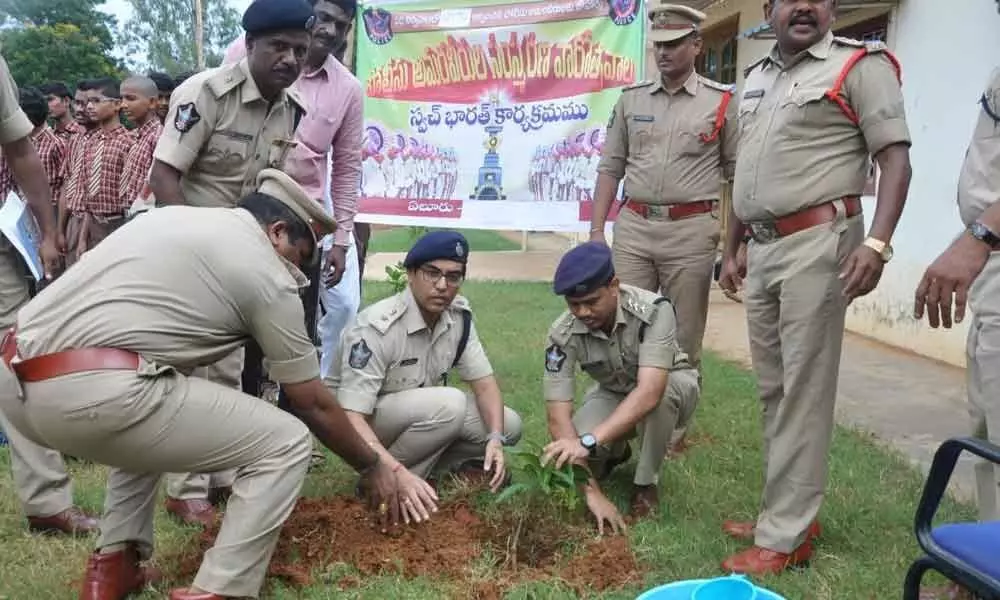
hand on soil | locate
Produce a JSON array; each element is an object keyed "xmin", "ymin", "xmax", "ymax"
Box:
[
  {"xmin": 541, "ymin": 438, "xmax": 589, "ymax": 469},
  {"xmin": 397, "ymin": 469, "xmax": 439, "ymax": 525},
  {"xmin": 484, "ymin": 440, "xmax": 507, "ymax": 492},
  {"xmin": 585, "ymin": 488, "xmax": 627, "ymax": 536},
  {"xmin": 366, "ymin": 460, "xmax": 402, "ymax": 532}
]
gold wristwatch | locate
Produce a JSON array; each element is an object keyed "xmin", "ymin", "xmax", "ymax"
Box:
[{"xmin": 862, "ymin": 237, "xmax": 893, "ymax": 263}]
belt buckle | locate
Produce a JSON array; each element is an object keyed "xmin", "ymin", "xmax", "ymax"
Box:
[
  {"xmin": 750, "ymin": 221, "xmax": 779, "ymax": 243},
  {"xmin": 647, "ymin": 204, "xmax": 665, "ymax": 218}
]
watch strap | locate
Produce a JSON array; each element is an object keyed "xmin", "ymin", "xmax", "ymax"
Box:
[{"xmin": 971, "ymin": 221, "xmax": 1000, "ymax": 248}]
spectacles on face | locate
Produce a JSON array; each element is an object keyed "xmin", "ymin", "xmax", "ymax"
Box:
[{"xmin": 418, "ymin": 265, "xmax": 464, "ymax": 287}]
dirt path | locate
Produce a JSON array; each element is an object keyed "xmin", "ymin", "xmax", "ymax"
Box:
[{"xmin": 362, "ymin": 240, "xmax": 976, "ymax": 500}]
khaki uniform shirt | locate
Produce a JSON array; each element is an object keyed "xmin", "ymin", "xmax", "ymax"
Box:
[
  {"xmin": 597, "ymin": 71, "xmax": 738, "ymax": 205},
  {"xmin": 733, "ymin": 31, "xmax": 911, "ymax": 222},
  {"xmin": 327, "ymin": 288, "xmax": 494, "ymax": 415},
  {"xmin": 542, "ymin": 284, "xmax": 690, "ymax": 401},
  {"xmin": 16, "ymin": 206, "xmax": 319, "ymax": 384},
  {"xmin": 153, "ymin": 59, "xmax": 304, "ymax": 208},
  {"xmin": 0, "ymin": 55, "xmax": 33, "ymax": 145},
  {"xmin": 958, "ymin": 67, "xmax": 1000, "ymax": 228}
]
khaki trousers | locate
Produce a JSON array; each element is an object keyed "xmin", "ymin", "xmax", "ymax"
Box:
[
  {"xmin": 0, "ymin": 238, "xmax": 75, "ymax": 518},
  {"xmin": 612, "ymin": 207, "xmax": 721, "ymax": 370},
  {"xmin": 372, "ymin": 387, "xmax": 523, "ymax": 478},
  {"xmin": 0, "ymin": 365, "xmax": 312, "ymax": 599},
  {"xmin": 743, "ymin": 213, "xmax": 863, "ymax": 553},
  {"xmin": 967, "ymin": 254, "xmax": 1000, "ymax": 521},
  {"xmin": 572, "ymin": 368, "xmax": 700, "ymax": 486},
  {"xmin": 165, "ymin": 348, "xmax": 244, "ymax": 500}
]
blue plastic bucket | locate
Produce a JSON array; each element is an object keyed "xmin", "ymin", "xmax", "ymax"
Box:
[{"xmin": 636, "ymin": 575, "xmax": 787, "ymax": 600}]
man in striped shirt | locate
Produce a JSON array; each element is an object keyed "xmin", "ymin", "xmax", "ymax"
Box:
[
  {"xmin": 0, "ymin": 87, "xmax": 66, "ymax": 216},
  {"xmin": 120, "ymin": 76, "xmax": 163, "ymax": 204}
]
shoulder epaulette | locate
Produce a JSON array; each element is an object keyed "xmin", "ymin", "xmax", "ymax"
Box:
[
  {"xmin": 743, "ymin": 56, "xmax": 768, "ymax": 79},
  {"xmin": 700, "ymin": 76, "xmax": 736, "ymax": 94},
  {"xmin": 623, "ymin": 80, "xmax": 656, "ymax": 91},
  {"xmin": 834, "ymin": 35, "xmax": 888, "ymax": 54},
  {"xmin": 548, "ymin": 311, "xmax": 576, "ymax": 345},
  {"xmin": 205, "ymin": 63, "xmax": 245, "ymax": 99},
  {"xmin": 363, "ymin": 293, "xmax": 407, "ymax": 335},
  {"xmin": 449, "ymin": 294, "xmax": 472, "ymax": 314}
]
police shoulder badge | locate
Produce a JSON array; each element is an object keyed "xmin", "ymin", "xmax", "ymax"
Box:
[
  {"xmin": 174, "ymin": 103, "xmax": 201, "ymax": 134},
  {"xmin": 544, "ymin": 344, "xmax": 567, "ymax": 373},
  {"xmin": 348, "ymin": 339, "xmax": 374, "ymax": 369}
]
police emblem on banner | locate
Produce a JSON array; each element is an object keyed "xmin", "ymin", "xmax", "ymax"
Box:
[
  {"xmin": 608, "ymin": 0, "xmax": 638, "ymax": 26},
  {"xmin": 362, "ymin": 7, "xmax": 393, "ymax": 45}
]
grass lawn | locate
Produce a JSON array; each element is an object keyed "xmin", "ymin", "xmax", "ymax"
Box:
[
  {"xmin": 0, "ymin": 281, "xmax": 972, "ymax": 599},
  {"xmin": 368, "ymin": 226, "xmax": 521, "ymax": 254}
]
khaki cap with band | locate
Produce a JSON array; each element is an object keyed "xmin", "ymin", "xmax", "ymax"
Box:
[
  {"xmin": 255, "ymin": 168, "xmax": 337, "ymax": 248},
  {"xmin": 648, "ymin": 3, "xmax": 706, "ymax": 43}
]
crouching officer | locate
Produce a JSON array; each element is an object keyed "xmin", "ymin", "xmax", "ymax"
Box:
[
  {"xmin": 0, "ymin": 169, "xmax": 399, "ymax": 600},
  {"xmin": 324, "ymin": 230, "xmax": 523, "ymax": 525},
  {"xmin": 541, "ymin": 242, "xmax": 700, "ymax": 534}
]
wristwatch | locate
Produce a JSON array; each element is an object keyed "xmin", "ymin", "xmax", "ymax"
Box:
[
  {"xmin": 969, "ymin": 221, "xmax": 1000, "ymax": 249},
  {"xmin": 579, "ymin": 433, "xmax": 598, "ymax": 457},
  {"xmin": 862, "ymin": 237, "xmax": 894, "ymax": 263}
]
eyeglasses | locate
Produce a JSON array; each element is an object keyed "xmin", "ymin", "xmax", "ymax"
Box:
[{"xmin": 418, "ymin": 265, "xmax": 464, "ymax": 287}]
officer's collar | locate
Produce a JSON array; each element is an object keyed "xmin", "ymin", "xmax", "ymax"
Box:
[
  {"xmin": 651, "ymin": 69, "xmax": 699, "ymax": 96},
  {"xmin": 766, "ymin": 29, "xmax": 834, "ymax": 69}
]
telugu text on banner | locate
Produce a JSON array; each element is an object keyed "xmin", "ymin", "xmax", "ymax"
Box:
[{"xmin": 355, "ymin": 0, "xmax": 644, "ymax": 230}]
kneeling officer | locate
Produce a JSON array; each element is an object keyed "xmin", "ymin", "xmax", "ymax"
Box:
[{"xmin": 541, "ymin": 242, "xmax": 700, "ymax": 534}]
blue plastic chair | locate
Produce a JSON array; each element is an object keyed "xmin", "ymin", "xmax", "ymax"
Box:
[{"xmin": 903, "ymin": 437, "xmax": 1000, "ymax": 600}]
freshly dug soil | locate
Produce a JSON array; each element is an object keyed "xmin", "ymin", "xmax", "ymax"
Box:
[{"xmin": 169, "ymin": 494, "xmax": 642, "ymax": 597}]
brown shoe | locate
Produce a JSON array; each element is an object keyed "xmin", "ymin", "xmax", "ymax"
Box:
[
  {"xmin": 27, "ymin": 506, "xmax": 99, "ymax": 535},
  {"xmin": 722, "ymin": 519, "xmax": 822, "ymax": 542},
  {"xmin": 629, "ymin": 484, "xmax": 659, "ymax": 518},
  {"xmin": 164, "ymin": 498, "xmax": 216, "ymax": 528},
  {"xmin": 168, "ymin": 589, "xmax": 226, "ymax": 600},
  {"xmin": 721, "ymin": 542, "xmax": 813, "ymax": 575},
  {"xmin": 79, "ymin": 543, "xmax": 162, "ymax": 600}
]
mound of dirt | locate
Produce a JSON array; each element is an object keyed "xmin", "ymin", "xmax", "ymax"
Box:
[{"xmin": 169, "ymin": 494, "xmax": 642, "ymax": 597}]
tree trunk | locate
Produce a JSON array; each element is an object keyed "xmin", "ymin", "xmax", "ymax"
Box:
[{"xmin": 193, "ymin": 0, "xmax": 205, "ymax": 70}]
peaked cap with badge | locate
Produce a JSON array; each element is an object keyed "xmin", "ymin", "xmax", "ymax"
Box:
[
  {"xmin": 648, "ymin": 3, "xmax": 705, "ymax": 43},
  {"xmin": 403, "ymin": 230, "xmax": 470, "ymax": 269},
  {"xmin": 255, "ymin": 168, "xmax": 337, "ymax": 250},
  {"xmin": 242, "ymin": 0, "xmax": 317, "ymax": 35}
]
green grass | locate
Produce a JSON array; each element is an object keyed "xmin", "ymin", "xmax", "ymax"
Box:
[
  {"xmin": 368, "ymin": 226, "xmax": 521, "ymax": 253},
  {"xmin": 0, "ymin": 281, "xmax": 973, "ymax": 599}
]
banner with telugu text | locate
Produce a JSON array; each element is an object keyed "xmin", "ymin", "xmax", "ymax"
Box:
[{"xmin": 355, "ymin": 0, "xmax": 644, "ymax": 231}]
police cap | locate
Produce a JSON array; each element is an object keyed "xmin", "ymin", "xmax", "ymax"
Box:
[
  {"xmin": 255, "ymin": 168, "xmax": 336, "ymax": 249},
  {"xmin": 242, "ymin": 0, "xmax": 316, "ymax": 35},
  {"xmin": 648, "ymin": 3, "xmax": 705, "ymax": 43},
  {"xmin": 403, "ymin": 230, "xmax": 470, "ymax": 269},
  {"xmin": 553, "ymin": 241, "xmax": 615, "ymax": 297}
]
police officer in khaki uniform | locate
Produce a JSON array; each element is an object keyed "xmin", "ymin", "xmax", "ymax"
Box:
[
  {"xmin": 589, "ymin": 3, "xmax": 737, "ymax": 378},
  {"xmin": 146, "ymin": 0, "xmax": 314, "ymax": 527},
  {"xmin": 914, "ymin": 64, "xmax": 1000, "ymax": 600},
  {"xmin": 718, "ymin": 0, "xmax": 912, "ymax": 575},
  {"xmin": 541, "ymin": 242, "xmax": 700, "ymax": 533},
  {"xmin": 0, "ymin": 53, "xmax": 97, "ymax": 536},
  {"xmin": 326, "ymin": 231, "xmax": 522, "ymax": 524},
  {"xmin": 0, "ymin": 169, "xmax": 400, "ymax": 600}
]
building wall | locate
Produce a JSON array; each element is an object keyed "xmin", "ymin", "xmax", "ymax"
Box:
[{"xmin": 843, "ymin": 0, "xmax": 1000, "ymax": 367}]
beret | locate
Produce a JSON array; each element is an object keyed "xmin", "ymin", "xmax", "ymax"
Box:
[
  {"xmin": 242, "ymin": 0, "xmax": 316, "ymax": 35},
  {"xmin": 404, "ymin": 230, "xmax": 470, "ymax": 268},
  {"xmin": 255, "ymin": 168, "xmax": 336, "ymax": 252},
  {"xmin": 553, "ymin": 242, "xmax": 615, "ymax": 297}
]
